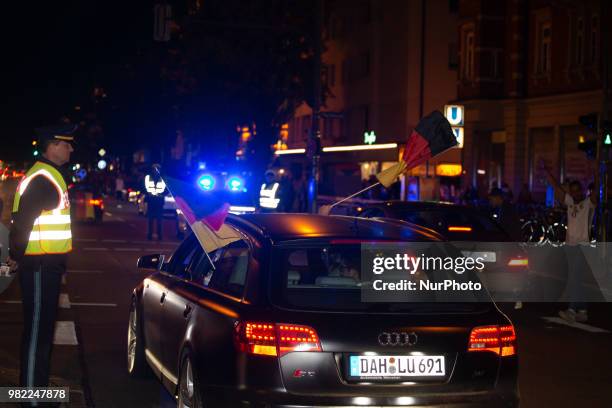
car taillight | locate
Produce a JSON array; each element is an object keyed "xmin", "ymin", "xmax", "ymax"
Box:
[
  {"xmin": 89, "ymin": 199, "xmax": 103, "ymax": 206},
  {"xmin": 234, "ymin": 322, "xmax": 322, "ymax": 357},
  {"xmin": 448, "ymin": 226, "xmax": 472, "ymax": 232},
  {"xmin": 507, "ymin": 258, "xmax": 528, "ymax": 267},
  {"xmin": 468, "ymin": 325, "xmax": 516, "ymax": 356}
]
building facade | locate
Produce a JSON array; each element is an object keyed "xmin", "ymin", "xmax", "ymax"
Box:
[
  {"xmin": 457, "ymin": 0, "xmax": 608, "ymax": 201},
  {"xmin": 280, "ymin": 0, "xmax": 461, "ymax": 199}
]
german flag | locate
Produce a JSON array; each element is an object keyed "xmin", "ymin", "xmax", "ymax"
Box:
[
  {"xmin": 161, "ymin": 175, "xmax": 230, "ymax": 231},
  {"xmin": 376, "ymin": 111, "xmax": 457, "ymax": 187},
  {"xmin": 403, "ymin": 110, "xmax": 457, "ymax": 168}
]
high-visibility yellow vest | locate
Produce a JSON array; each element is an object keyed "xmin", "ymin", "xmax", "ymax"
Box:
[
  {"xmin": 12, "ymin": 161, "xmax": 72, "ymax": 255},
  {"xmin": 145, "ymin": 174, "xmax": 166, "ymax": 196},
  {"xmin": 259, "ymin": 182, "xmax": 280, "ymax": 209}
]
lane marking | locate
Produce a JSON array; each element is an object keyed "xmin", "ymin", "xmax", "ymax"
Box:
[
  {"xmin": 542, "ymin": 317, "xmax": 611, "ymax": 333},
  {"xmin": 102, "ymin": 239, "xmax": 127, "ymax": 243},
  {"xmin": 75, "ymin": 238, "xmax": 97, "ymax": 242},
  {"xmin": 2, "ymin": 299, "xmax": 118, "ymax": 308},
  {"xmin": 133, "ymin": 240, "xmax": 178, "ymax": 246},
  {"xmin": 105, "ymin": 212, "xmax": 113, "ymax": 216},
  {"xmin": 83, "ymin": 247, "xmax": 108, "ymax": 251},
  {"xmin": 70, "ymin": 302, "xmax": 117, "ymax": 307},
  {"xmin": 116, "ymin": 217, "xmax": 126, "ymax": 222},
  {"xmin": 53, "ymin": 321, "xmax": 78, "ymax": 345},
  {"xmin": 61, "ymin": 275, "xmax": 67, "ymax": 285},
  {"xmin": 67, "ymin": 269, "xmax": 104, "ymax": 274},
  {"xmin": 59, "ymin": 293, "xmax": 71, "ymax": 309},
  {"xmin": 114, "ymin": 248, "xmax": 141, "ymax": 252}
]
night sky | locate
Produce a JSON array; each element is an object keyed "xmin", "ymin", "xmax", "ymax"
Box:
[{"xmin": 1, "ymin": 1, "xmax": 149, "ymax": 162}]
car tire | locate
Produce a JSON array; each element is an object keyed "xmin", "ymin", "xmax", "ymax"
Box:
[
  {"xmin": 177, "ymin": 352, "xmax": 204, "ymax": 408},
  {"xmin": 127, "ymin": 299, "xmax": 148, "ymax": 377}
]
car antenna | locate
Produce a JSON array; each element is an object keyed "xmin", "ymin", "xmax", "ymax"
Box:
[{"xmin": 319, "ymin": 182, "xmax": 380, "ymax": 215}]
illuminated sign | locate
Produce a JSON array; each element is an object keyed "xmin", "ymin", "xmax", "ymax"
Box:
[
  {"xmin": 436, "ymin": 163, "xmax": 462, "ymax": 177},
  {"xmin": 364, "ymin": 131, "xmax": 377, "ymax": 145},
  {"xmin": 444, "ymin": 105, "xmax": 464, "ymax": 126},
  {"xmin": 452, "ymin": 127, "xmax": 464, "ymax": 148}
]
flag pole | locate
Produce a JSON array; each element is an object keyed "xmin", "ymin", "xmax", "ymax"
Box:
[{"xmin": 327, "ymin": 182, "xmax": 381, "ymax": 212}]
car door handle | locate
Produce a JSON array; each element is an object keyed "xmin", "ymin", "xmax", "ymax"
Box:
[
  {"xmin": 160, "ymin": 292, "xmax": 166, "ymax": 304},
  {"xmin": 183, "ymin": 304, "xmax": 192, "ymax": 318}
]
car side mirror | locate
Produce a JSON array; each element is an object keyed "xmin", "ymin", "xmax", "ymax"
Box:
[{"xmin": 137, "ymin": 254, "xmax": 165, "ymax": 271}]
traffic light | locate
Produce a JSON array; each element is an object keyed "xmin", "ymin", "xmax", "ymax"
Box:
[
  {"xmin": 578, "ymin": 138, "xmax": 596, "ymax": 159},
  {"xmin": 603, "ymin": 120, "xmax": 612, "ymax": 147},
  {"xmin": 579, "ymin": 113, "xmax": 598, "ymax": 132}
]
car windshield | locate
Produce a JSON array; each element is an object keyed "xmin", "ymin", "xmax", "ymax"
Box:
[{"xmin": 269, "ymin": 242, "xmax": 491, "ymax": 313}]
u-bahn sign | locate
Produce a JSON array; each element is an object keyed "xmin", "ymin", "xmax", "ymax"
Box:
[
  {"xmin": 444, "ymin": 105, "xmax": 465, "ymax": 148},
  {"xmin": 444, "ymin": 105, "xmax": 464, "ymax": 126}
]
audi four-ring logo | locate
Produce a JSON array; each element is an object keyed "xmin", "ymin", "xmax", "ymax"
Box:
[{"xmin": 378, "ymin": 332, "xmax": 418, "ymax": 346}]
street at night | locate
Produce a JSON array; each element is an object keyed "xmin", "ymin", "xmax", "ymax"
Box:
[
  {"xmin": 1, "ymin": 187, "xmax": 612, "ymax": 407},
  {"xmin": 1, "ymin": 0, "xmax": 612, "ymax": 407}
]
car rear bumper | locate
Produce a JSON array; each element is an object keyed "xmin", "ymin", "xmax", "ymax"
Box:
[{"xmin": 203, "ymin": 389, "xmax": 518, "ymax": 408}]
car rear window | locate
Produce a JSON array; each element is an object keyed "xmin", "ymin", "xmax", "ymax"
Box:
[{"xmin": 269, "ymin": 243, "xmax": 491, "ymax": 313}]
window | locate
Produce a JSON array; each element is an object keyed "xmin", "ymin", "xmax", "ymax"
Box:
[
  {"xmin": 448, "ymin": 43, "xmax": 459, "ymax": 70},
  {"xmin": 576, "ymin": 17, "xmax": 584, "ymax": 66},
  {"xmin": 591, "ymin": 15, "xmax": 599, "ymax": 64},
  {"xmin": 537, "ymin": 22, "xmax": 552, "ymax": 74},
  {"xmin": 270, "ymin": 244, "xmax": 490, "ymax": 312},
  {"xmin": 342, "ymin": 59, "xmax": 349, "ymax": 84},
  {"xmin": 205, "ymin": 241, "xmax": 250, "ymax": 298},
  {"xmin": 461, "ymin": 27, "xmax": 475, "ymax": 81},
  {"xmin": 322, "ymin": 64, "xmax": 336, "ymax": 88},
  {"xmin": 167, "ymin": 234, "xmax": 199, "ymax": 279}
]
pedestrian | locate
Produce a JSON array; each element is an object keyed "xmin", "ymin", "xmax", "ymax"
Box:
[
  {"xmin": 501, "ymin": 182, "xmax": 513, "ymax": 203},
  {"xmin": 115, "ymin": 173, "xmax": 125, "ymax": 201},
  {"xmin": 259, "ymin": 170, "xmax": 282, "ymax": 212},
  {"xmin": 488, "ymin": 187, "xmax": 522, "ymax": 241},
  {"xmin": 541, "ymin": 160, "xmax": 597, "ymax": 323},
  {"xmin": 7, "ymin": 124, "xmax": 75, "ymax": 393},
  {"xmin": 144, "ymin": 170, "xmax": 166, "ymax": 241}
]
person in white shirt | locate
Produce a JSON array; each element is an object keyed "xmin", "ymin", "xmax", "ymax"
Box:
[{"xmin": 542, "ymin": 160, "xmax": 597, "ymax": 323}]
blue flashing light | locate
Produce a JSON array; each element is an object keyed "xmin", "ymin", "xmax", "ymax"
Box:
[
  {"xmin": 197, "ymin": 174, "xmax": 215, "ymax": 190},
  {"xmin": 228, "ymin": 176, "xmax": 243, "ymax": 192}
]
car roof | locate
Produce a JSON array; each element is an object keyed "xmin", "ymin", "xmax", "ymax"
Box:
[
  {"xmin": 228, "ymin": 213, "xmax": 442, "ymax": 242},
  {"xmin": 367, "ymin": 200, "xmax": 478, "ymax": 212}
]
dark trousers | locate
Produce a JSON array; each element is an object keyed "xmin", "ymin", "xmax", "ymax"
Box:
[
  {"xmin": 147, "ymin": 215, "xmax": 163, "ymax": 240},
  {"xmin": 564, "ymin": 245, "xmax": 590, "ymax": 311},
  {"xmin": 18, "ymin": 256, "xmax": 65, "ymax": 390}
]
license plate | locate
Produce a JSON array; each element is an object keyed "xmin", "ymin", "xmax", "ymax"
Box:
[
  {"xmin": 348, "ymin": 355, "xmax": 445, "ymax": 379},
  {"xmin": 461, "ymin": 251, "xmax": 496, "ymax": 262}
]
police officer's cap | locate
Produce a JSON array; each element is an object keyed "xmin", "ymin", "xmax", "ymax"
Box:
[{"xmin": 35, "ymin": 124, "xmax": 78, "ymax": 144}]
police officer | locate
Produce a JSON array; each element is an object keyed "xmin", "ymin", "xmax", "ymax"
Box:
[
  {"xmin": 7, "ymin": 124, "xmax": 75, "ymax": 393},
  {"xmin": 144, "ymin": 168, "xmax": 166, "ymax": 240},
  {"xmin": 259, "ymin": 170, "xmax": 282, "ymax": 213}
]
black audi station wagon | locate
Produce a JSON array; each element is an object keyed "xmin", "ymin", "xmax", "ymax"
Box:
[{"xmin": 127, "ymin": 213, "xmax": 518, "ymax": 407}]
